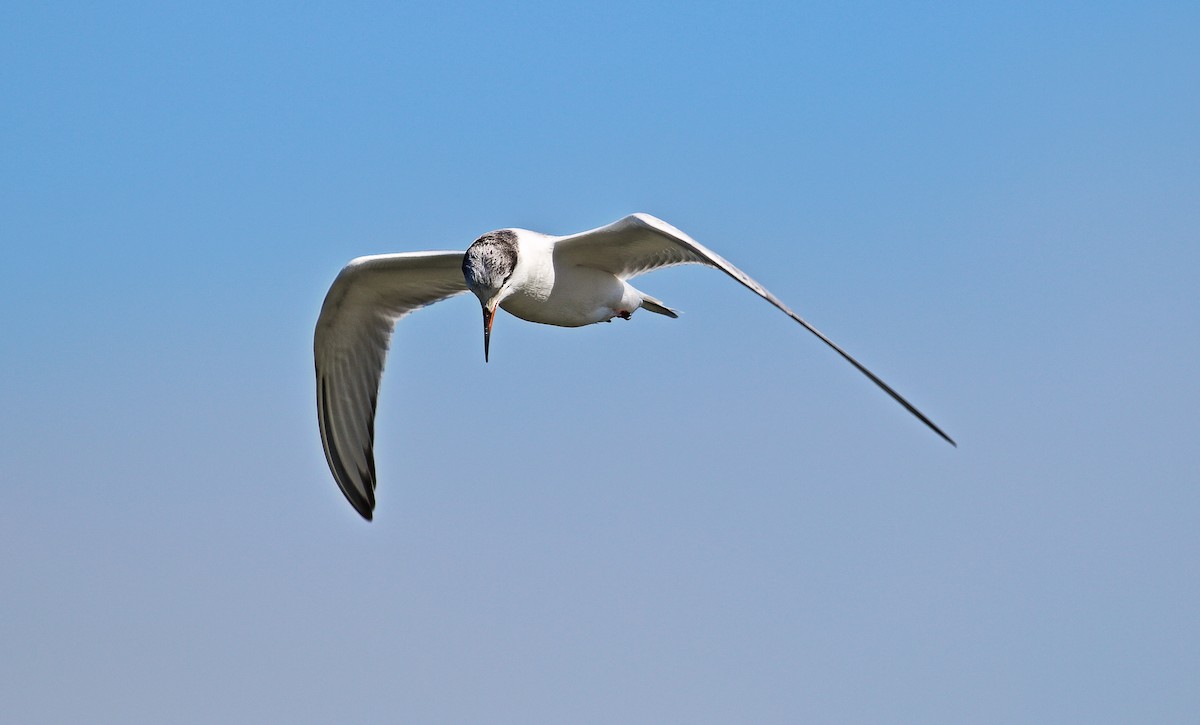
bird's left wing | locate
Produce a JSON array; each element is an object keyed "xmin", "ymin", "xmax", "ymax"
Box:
[
  {"xmin": 314, "ymin": 251, "xmax": 468, "ymax": 520},
  {"xmin": 553, "ymin": 213, "xmax": 955, "ymax": 446},
  {"xmin": 552, "ymin": 213, "xmax": 724, "ymax": 280}
]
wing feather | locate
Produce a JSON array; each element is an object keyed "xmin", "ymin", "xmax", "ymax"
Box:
[
  {"xmin": 314, "ymin": 251, "xmax": 468, "ymax": 520},
  {"xmin": 554, "ymin": 214, "xmax": 955, "ymax": 446}
]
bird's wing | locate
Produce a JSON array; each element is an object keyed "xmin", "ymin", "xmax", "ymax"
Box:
[
  {"xmin": 553, "ymin": 213, "xmax": 956, "ymax": 446},
  {"xmin": 314, "ymin": 251, "xmax": 468, "ymax": 520}
]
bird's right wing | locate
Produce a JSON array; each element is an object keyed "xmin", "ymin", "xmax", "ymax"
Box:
[
  {"xmin": 554, "ymin": 213, "xmax": 956, "ymax": 446},
  {"xmin": 314, "ymin": 251, "xmax": 467, "ymax": 520}
]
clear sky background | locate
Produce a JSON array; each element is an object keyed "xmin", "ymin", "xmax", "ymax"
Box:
[{"xmin": 2, "ymin": 2, "xmax": 1197, "ymax": 722}]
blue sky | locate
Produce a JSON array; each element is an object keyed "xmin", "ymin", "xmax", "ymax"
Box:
[{"xmin": 2, "ymin": 2, "xmax": 1197, "ymax": 722}]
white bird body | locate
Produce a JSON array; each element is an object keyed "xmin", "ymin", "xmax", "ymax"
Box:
[
  {"xmin": 500, "ymin": 236, "xmax": 640, "ymax": 326},
  {"xmin": 315, "ymin": 213, "xmax": 954, "ymax": 520}
]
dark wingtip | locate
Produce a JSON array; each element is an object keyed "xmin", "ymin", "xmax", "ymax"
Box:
[
  {"xmin": 339, "ymin": 479, "xmax": 376, "ymax": 521},
  {"xmin": 775, "ymin": 313, "xmax": 957, "ymax": 449},
  {"xmin": 319, "ymin": 376, "xmax": 379, "ymax": 521},
  {"xmin": 902, "ymin": 403, "xmax": 957, "ymax": 449}
]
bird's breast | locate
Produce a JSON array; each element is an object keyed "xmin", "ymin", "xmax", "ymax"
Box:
[{"xmin": 502, "ymin": 265, "xmax": 628, "ymax": 328}]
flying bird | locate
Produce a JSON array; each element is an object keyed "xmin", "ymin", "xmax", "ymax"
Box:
[{"xmin": 315, "ymin": 213, "xmax": 954, "ymax": 520}]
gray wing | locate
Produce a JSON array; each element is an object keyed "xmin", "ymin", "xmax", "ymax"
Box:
[
  {"xmin": 553, "ymin": 213, "xmax": 955, "ymax": 446},
  {"xmin": 314, "ymin": 251, "xmax": 468, "ymax": 520}
]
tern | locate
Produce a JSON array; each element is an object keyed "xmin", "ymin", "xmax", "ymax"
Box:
[{"xmin": 315, "ymin": 213, "xmax": 954, "ymax": 520}]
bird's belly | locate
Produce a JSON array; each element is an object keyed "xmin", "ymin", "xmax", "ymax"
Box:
[{"xmin": 501, "ymin": 267, "xmax": 633, "ymax": 328}]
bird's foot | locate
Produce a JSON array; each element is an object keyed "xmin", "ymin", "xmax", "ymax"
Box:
[{"xmin": 617, "ymin": 310, "xmax": 632, "ymax": 320}]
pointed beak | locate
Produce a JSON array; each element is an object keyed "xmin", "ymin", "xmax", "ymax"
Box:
[{"xmin": 482, "ymin": 303, "xmax": 496, "ymax": 362}]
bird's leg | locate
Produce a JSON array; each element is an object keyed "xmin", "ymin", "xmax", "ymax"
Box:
[{"xmin": 617, "ymin": 310, "xmax": 632, "ymax": 320}]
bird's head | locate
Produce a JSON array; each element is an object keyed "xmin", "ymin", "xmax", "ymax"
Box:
[{"xmin": 462, "ymin": 229, "xmax": 519, "ymax": 362}]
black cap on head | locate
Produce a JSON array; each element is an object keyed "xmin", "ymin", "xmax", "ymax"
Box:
[{"xmin": 462, "ymin": 230, "xmax": 518, "ymax": 295}]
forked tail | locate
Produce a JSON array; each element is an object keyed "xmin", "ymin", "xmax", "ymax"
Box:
[{"xmin": 639, "ymin": 294, "xmax": 679, "ymax": 318}]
